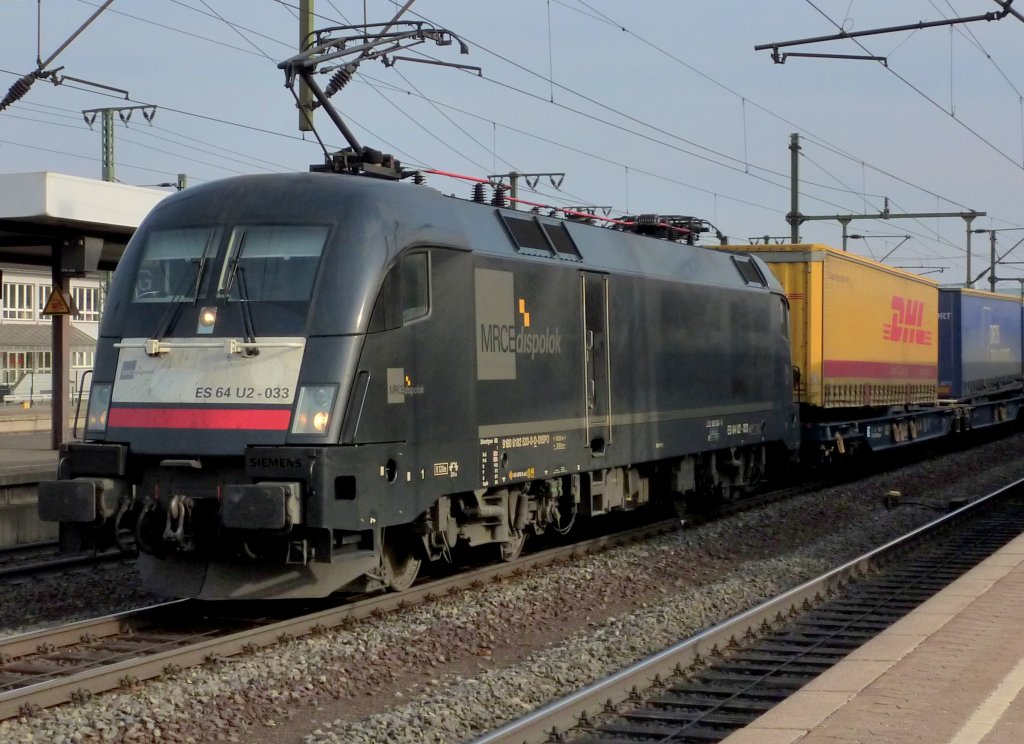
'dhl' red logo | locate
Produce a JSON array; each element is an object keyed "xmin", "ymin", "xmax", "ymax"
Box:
[{"xmin": 883, "ymin": 296, "xmax": 933, "ymax": 345}]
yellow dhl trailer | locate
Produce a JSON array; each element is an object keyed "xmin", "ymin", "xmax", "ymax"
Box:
[{"xmin": 737, "ymin": 244, "xmax": 939, "ymax": 409}]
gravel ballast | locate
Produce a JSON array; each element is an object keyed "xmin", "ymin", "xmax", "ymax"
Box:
[{"xmin": 0, "ymin": 432, "xmax": 1022, "ymax": 744}]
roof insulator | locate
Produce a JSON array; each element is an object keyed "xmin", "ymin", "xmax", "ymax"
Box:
[
  {"xmin": 0, "ymin": 72, "xmax": 37, "ymax": 112},
  {"xmin": 325, "ymin": 65, "xmax": 356, "ymax": 97}
]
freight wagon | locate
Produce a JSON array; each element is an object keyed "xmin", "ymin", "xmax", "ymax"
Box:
[
  {"xmin": 732, "ymin": 244, "xmax": 948, "ymax": 458},
  {"xmin": 938, "ymin": 287, "xmax": 1024, "ymax": 427}
]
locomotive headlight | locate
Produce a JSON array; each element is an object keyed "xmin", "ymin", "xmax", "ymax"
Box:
[
  {"xmin": 84, "ymin": 383, "xmax": 113, "ymax": 435},
  {"xmin": 197, "ymin": 307, "xmax": 218, "ymax": 334},
  {"xmin": 312, "ymin": 410, "xmax": 330, "ymax": 432},
  {"xmin": 291, "ymin": 385, "xmax": 338, "ymax": 435}
]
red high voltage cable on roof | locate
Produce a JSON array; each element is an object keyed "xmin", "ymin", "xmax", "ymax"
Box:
[{"xmin": 422, "ymin": 168, "xmax": 691, "ymax": 236}]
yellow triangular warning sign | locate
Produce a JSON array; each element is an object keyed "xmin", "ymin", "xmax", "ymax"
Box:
[{"xmin": 41, "ymin": 286, "xmax": 77, "ymax": 316}]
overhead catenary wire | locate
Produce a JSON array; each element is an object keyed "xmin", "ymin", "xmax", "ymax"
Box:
[
  {"xmin": 14, "ymin": 99, "xmax": 295, "ymax": 172},
  {"xmin": 5, "ymin": 0, "xmax": 1019, "ymax": 265},
  {"xmin": 356, "ymin": 70, "xmax": 889, "ymax": 216},
  {"xmin": 404, "ymin": 0, "xmax": 996, "ymax": 254},
  {"xmin": 559, "ymin": 0, "xmax": 1000, "ymax": 219},
  {"xmin": 802, "ymin": 0, "xmax": 1024, "ymax": 171},
  {"xmin": 51, "ymin": 0, "xmax": 1024, "ymax": 214},
  {"xmin": 933, "ymin": 0, "xmax": 1024, "ymax": 99},
  {"xmin": 0, "ymin": 136, "xmax": 208, "ymax": 182},
  {"xmin": 354, "ymin": 73, "xmax": 792, "ymax": 215},
  {"xmin": 558, "ymin": 0, "xmax": 979, "ymax": 207},
  {"xmin": 149, "ymin": 0, "xmax": 856, "ymax": 221},
  {"xmin": 58, "ymin": 0, "xmax": 1003, "ymax": 233},
  {"xmin": 74, "ymin": 0, "xmax": 266, "ymax": 58}
]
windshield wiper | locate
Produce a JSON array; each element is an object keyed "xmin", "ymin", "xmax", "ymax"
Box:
[
  {"xmin": 222, "ymin": 232, "xmax": 260, "ymax": 357},
  {"xmin": 149, "ymin": 234, "xmax": 216, "ymax": 352},
  {"xmin": 234, "ymin": 266, "xmax": 259, "ymax": 356}
]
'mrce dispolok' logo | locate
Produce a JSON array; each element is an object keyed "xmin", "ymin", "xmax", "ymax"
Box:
[
  {"xmin": 387, "ymin": 368, "xmax": 424, "ymax": 404},
  {"xmin": 475, "ymin": 268, "xmax": 563, "ymax": 381}
]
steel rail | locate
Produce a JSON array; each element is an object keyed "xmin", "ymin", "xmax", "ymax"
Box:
[
  {"xmin": 0, "ymin": 548, "xmax": 129, "ymax": 580},
  {"xmin": 470, "ymin": 476, "xmax": 1024, "ymax": 744},
  {"xmin": 0, "ymin": 540, "xmax": 57, "ymax": 555},
  {"xmin": 0, "ymin": 518, "xmax": 681, "ymax": 720},
  {"xmin": 0, "ymin": 601, "xmax": 188, "ymax": 661}
]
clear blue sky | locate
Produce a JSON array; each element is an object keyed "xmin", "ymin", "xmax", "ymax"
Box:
[{"xmin": 2, "ymin": 1, "xmax": 1023, "ymax": 287}]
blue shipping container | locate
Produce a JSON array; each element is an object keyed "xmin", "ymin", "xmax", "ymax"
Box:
[{"xmin": 937, "ymin": 288, "xmax": 1023, "ymax": 399}]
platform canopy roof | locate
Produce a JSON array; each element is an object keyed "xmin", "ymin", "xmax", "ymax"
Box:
[{"xmin": 0, "ymin": 172, "xmax": 168, "ymax": 270}]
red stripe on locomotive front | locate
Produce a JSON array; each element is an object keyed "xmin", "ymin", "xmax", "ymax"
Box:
[{"xmin": 107, "ymin": 407, "xmax": 291, "ymax": 430}]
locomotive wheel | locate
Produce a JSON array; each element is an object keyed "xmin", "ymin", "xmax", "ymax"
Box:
[
  {"xmin": 499, "ymin": 529, "xmax": 526, "ymax": 562},
  {"xmin": 381, "ymin": 533, "xmax": 421, "ymax": 592},
  {"xmin": 114, "ymin": 506, "xmax": 139, "ymax": 556}
]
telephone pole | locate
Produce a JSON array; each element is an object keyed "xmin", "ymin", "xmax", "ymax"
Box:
[{"xmin": 298, "ymin": 0, "xmax": 315, "ymax": 131}]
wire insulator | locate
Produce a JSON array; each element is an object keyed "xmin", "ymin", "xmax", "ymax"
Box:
[
  {"xmin": 325, "ymin": 66, "xmax": 355, "ymax": 98},
  {"xmin": 491, "ymin": 184, "xmax": 508, "ymax": 207},
  {"xmin": 471, "ymin": 183, "xmax": 486, "ymax": 203},
  {"xmin": 413, "ymin": 171, "xmax": 426, "ymax": 185},
  {"xmin": 0, "ymin": 72, "xmax": 37, "ymax": 112}
]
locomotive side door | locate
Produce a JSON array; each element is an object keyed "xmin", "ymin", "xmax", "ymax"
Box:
[{"xmin": 582, "ymin": 272, "xmax": 611, "ymax": 454}]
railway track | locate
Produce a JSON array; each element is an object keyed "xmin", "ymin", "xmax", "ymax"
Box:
[
  {"xmin": 0, "ymin": 473, "xmax": 830, "ymax": 722},
  {"xmin": 471, "ymin": 476, "xmax": 1024, "ymax": 744},
  {"xmin": 0, "ymin": 540, "xmax": 57, "ymax": 568},
  {"xmin": 0, "ymin": 541, "xmax": 128, "ymax": 580},
  {"xmin": 0, "ymin": 517, "xmax": 680, "ymax": 720},
  {"xmin": 0, "ymin": 443, "xmax": 1013, "ymax": 726},
  {"xmin": 0, "ymin": 466, "xmax": 842, "ymax": 722}
]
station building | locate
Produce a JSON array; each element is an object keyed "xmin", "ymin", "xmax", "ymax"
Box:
[
  {"xmin": 0, "ymin": 265, "xmax": 104, "ymax": 403},
  {"xmin": 0, "ymin": 171, "xmax": 168, "ymax": 416}
]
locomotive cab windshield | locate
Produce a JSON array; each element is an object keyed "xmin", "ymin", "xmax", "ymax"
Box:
[
  {"xmin": 79, "ymin": 211, "xmax": 336, "ymax": 460},
  {"xmin": 131, "ymin": 223, "xmax": 328, "ymax": 308}
]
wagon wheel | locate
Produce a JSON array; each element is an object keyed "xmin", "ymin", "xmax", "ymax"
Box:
[
  {"xmin": 498, "ymin": 529, "xmax": 526, "ymax": 562},
  {"xmin": 381, "ymin": 531, "xmax": 422, "ymax": 592}
]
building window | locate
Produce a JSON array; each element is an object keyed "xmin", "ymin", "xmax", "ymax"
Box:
[
  {"xmin": 1, "ymin": 351, "xmax": 27, "ymax": 386},
  {"xmin": 71, "ymin": 285, "xmax": 101, "ymax": 322},
  {"xmin": 3, "ymin": 283, "xmax": 35, "ymax": 320},
  {"xmin": 0, "ymin": 349, "xmax": 48, "ymax": 385},
  {"xmin": 72, "ymin": 350, "xmax": 95, "ymax": 368}
]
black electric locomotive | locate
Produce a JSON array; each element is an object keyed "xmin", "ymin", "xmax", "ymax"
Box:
[{"xmin": 39, "ymin": 172, "xmax": 798, "ymax": 598}]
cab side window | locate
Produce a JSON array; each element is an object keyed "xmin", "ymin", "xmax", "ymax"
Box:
[
  {"xmin": 401, "ymin": 252, "xmax": 429, "ymax": 323},
  {"xmin": 778, "ymin": 296, "xmax": 790, "ymax": 340},
  {"xmin": 368, "ymin": 250, "xmax": 430, "ymax": 332}
]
